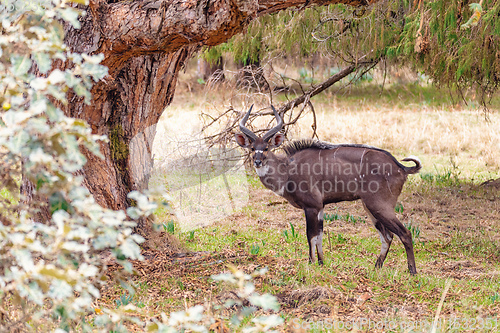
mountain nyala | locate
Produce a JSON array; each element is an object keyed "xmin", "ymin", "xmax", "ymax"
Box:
[{"xmin": 235, "ymin": 105, "xmax": 422, "ymax": 275}]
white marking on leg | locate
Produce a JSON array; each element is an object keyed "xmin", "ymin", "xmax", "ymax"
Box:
[
  {"xmin": 317, "ymin": 209, "xmax": 324, "ymax": 222},
  {"xmin": 316, "ymin": 231, "xmax": 324, "ymax": 261},
  {"xmin": 378, "ymin": 230, "xmax": 392, "ymax": 257},
  {"xmin": 310, "ymin": 235, "xmax": 318, "ymax": 263}
]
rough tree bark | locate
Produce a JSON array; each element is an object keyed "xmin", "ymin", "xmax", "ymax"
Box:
[{"xmin": 56, "ymin": 0, "xmax": 373, "ymax": 235}]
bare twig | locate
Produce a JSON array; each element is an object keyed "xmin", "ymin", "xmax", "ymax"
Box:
[{"xmin": 200, "ymin": 57, "xmax": 378, "ymax": 154}]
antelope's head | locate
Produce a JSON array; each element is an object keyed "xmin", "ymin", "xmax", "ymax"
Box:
[{"xmin": 235, "ymin": 105, "xmax": 285, "ymax": 171}]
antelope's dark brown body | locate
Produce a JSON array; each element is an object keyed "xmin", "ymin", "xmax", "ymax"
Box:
[{"xmin": 235, "ymin": 106, "xmax": 421, "ymax": 275}]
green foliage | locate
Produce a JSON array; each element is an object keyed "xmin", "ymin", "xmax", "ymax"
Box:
[
  {"xmin": 206, "ymin": 4, "xmax": 400, "ymax": 66},
  {"xmin": 490, "ymin": 292, "xmax": 500, "ymax": 303},
  {"xmin": 395, "ymin": 0, "xmax": 500, "ymax": 103},
  {"xmin": 163, "ymin": 220, "xmax": 175, "ymax": 234},
  {"xmin": 116, "ymin": 294, "xmax": 134, "ymax": 308},
  {"xmin": 282, "ymin": 222, "xmax": 299, "ymax": 242},
  {"xmin": 395, "ymin": 202, "xmax": 404, "ymax": 214},
  {"xmin": 404, "ymin": 220, "xmax": 421, "ymax": 244},
  {"xmin": 0, "ymin": 1, "xmax": 161, "ymax": 331},
  {"xmin": 250, "ymin": 243, "xmax": 261, "ymax": 255},
  {"xmin": 206, "ymin": 0, "xmax": 499, "ymax": 106},
  {"xmin": 336, "ymin": 233, "xmax": 348, "ymax": 243}
]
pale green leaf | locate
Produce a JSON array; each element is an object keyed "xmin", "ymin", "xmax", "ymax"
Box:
[
  {"xmin": 47, "ymin": 69, "xmax": 65, "ymax": 84},
  {"xmin": 48, "ymin": 22, "xmax": 65, "ymax": 44},
  {"xmin": 11, "ymin": 248, "xmax": 35, "ymax": 272},
  {"xmin": 30, "ymin": 78, "xmax": 48, "ymax": 91},
  {"xmin": 248, "ymin": 294, "xmax": 280, "ymax": 311},
  {"xmin": 89, "ymin": 65, "xmax": 108, "ymax": 81},
  {"xmin": 10, "ymin": 54, "xmax": 32, "ymax": 76},
  {"xmin": 119, "ymin": 238, "xmax": 143, "ymax": 260},
  {"xmin": 48, "ymin": 280, "xmax": 73, "ymax": 300},
  {"xmin": 64, "ymin": 72, "xmax": 81, "ymax": 88},
  {"xmin": 73, "ymin": 83, "xmax": 91, "ymax": 101},
  {"xmin": 8, "ymin": 130, "xmax": 31, "ymax": 153},
  {"xmin": 45, "ymin": 102, "xmax": 61, "ymax": 122},
  {"xmin": 30, "ymin": 99, "xmax": 48, "ymax": 114},
  {"xmin": 61, "ymin": 241, "xmax": 89, "ymax": 252},
  {"xmin": 3, "ymin": 110, "xmax": 30, "ymax": 126},
  {"xmin": 60, "ymin": 8, "xmax": 81, "ymax": 29},
  {"xmin": 33, "ymin": 52, "xmax": 52, "ymax": 74},
  {"xmin": 126, "ymin": 207, "xmax": 140, "ymax": 220},
  {"xmin": 47, "ymin": 85, "xmax": 67, "ymax": 103},
  {"xmin": 82, "ymin": 53, "xmax": 104, "ymax": 65},
  {"xmin": 29, "ymin": 148, "xmax": 53, "ymax": 163}
]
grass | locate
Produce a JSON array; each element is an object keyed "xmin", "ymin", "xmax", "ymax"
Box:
[{"xmin": 174, "ymin": 197, "xmax": 500, "ymax": 322}]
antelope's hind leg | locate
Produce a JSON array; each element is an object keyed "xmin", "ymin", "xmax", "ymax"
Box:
[
  {"xmin": 375, "ymin": 224, "xmax": 394, "ymax": 268},
  {"xmin": 363, "ymin": 201, "xmax": 417, "ymax": 275},
  {"xmin": 363, "ymin": 202, "xmax": 394, "ymax": 268}
]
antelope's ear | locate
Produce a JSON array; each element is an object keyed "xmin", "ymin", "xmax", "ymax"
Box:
[
  {"xmin": 268, "ymin": 133, "xmax": 284, "ymax": 148},
  {"xmin": 235, "ymin": 133, "xmax": 253, "ymax": 148}
]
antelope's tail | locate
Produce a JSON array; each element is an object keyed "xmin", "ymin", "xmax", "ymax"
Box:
[{"xmin": 401, "ymin": 155, "xmax": 422, "ymax": 174}]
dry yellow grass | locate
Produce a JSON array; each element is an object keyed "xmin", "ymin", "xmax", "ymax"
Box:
[{"xmin": 297, "ymin": 103, "xmax": 500, "ymax": 178}]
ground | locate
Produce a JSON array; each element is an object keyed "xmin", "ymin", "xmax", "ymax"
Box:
[{"xmin": 96, "ymin": 63, "xmax": 500, "ymax": 332}]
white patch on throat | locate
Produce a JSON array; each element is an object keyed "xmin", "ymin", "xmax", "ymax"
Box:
[
  {"xmin": 274, "ymin": 186, "xmax": 285, "ymax": 197},
  {"xmin": 255, "ymin": 165, "xmax": 270, "ymax": 177}
]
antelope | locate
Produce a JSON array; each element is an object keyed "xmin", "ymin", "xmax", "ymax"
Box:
[{"xmin": 235, "ymin": 105, "xmax": 422, "ymax": 275}]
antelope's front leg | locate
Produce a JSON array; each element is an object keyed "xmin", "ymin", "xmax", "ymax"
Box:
[{"xmin": 304, "ymin": 208, "xmax": 324, "ymax": 265}]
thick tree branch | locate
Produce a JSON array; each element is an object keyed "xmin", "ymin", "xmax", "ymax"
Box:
[{"xmin": 85, "ymin": 0, "xmax": 375, "ymax": 72}]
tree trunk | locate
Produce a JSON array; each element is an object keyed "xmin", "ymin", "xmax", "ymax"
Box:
[
  {"xmin": 197, "ymin": 57, "xmax": 225, "ymax": 83},
  {"xmin": 236, "ymin": 57, "xmax": 268, "ymax": 91},
  {"xmin": 44, "ymin": 0, "xmax": 373, "ymax": 235}
]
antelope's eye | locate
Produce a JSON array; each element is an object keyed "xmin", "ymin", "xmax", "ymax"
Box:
[
  {"xmin": 251, "ymin": 147, "xmax": 255, "ymax": 151},
  {"xmin": 264, "ymin": 148, "xmax": 269, "ymax": 151}
]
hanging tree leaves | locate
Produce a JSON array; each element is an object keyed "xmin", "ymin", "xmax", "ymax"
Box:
[
  {"xmin": 205, "ymin": 0, "xmax": 500, "ymax": 107},
  {"xmin": 395, "ymin": 0, "xmax": 500, "ymax": 106}
]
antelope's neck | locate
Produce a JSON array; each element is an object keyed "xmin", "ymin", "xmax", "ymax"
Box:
[{"xmin": 256, "ymin": 152, "xmax": 288, "ymax": 194}]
